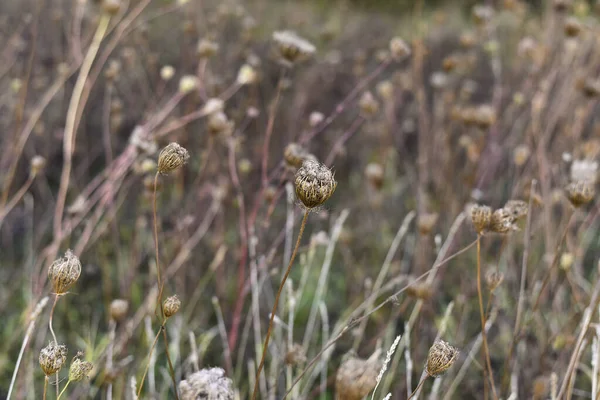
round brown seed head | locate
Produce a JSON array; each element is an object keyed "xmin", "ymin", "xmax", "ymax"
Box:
[
  {"xmin": 490, "ymin": 208, "xmax": 517, "ymax": 234},
  {"xmin": 566, "ymin": 181, "xmax": 595, "ymax": 207},
  {"xmin": 157, "ymin": 142, "xmax": 190, "ymax": 175},
  {"xmin": 406, "ymin": 281, "xmax": 433, "ymax": 300},
  {"xmin": 364, "ymin": 162, "xmax": 384, "ymax": 189},
  {"xmin": 109, "ymin": 299, "xmax": 129, "ymax": 322},
  {"xmin": 426, "ymin": 340, "xmax": 459, "ymax": 377},
  {"xmin": 470, "ymin": 204, "xmax": 492, "ymax": 234},
  {"xmin": 503, "ymin": 199, "xmax": 528, "ymax": 220},
  {"xmin": 163, "ymin": 295, "xmax": 181, "ymax": 318},
  {"xmin": 294, "ymin": 159, "xmax": 337, "ymax": 209},
  {"xmin": 485, "ymin": 270, "xmax": 504, "ymax": 291},
  {"xmin": 284, "ymin": 143, "xmax": 310, "ymax": 168},
  {"xmin": 358, "ymin": 91, "xmax": 379, "ymax": 117},
  {"xmin": 272, "ymin": 30, "xmax": 316, "ymax": 66},
  {"xmin": 39, "ymin": 342, "xmax": 68, "ymax": 376},
  {"xmin": 335, "ymin": 352, "xmax": 382, "ymax": 400},
  {"xmin": 285, "ymin": 343, "xmax": 307, "ymax": 366},
  {"xmin": 418, "ymin": 212, "xmax": 439, "ymax": 235},
  {"xmin": 102, "ymin": 0, "xmax": 121, "ymax": 15},
  {"xmin": 389, "ymin": 37, "xmax": 411, "ymax": 60},
  {"xmin": 30, "ymin": 155, "xmax": 47, "ymax": 176},
  {"xmin": 179, "ymin": 367, "xmax": 234, "ymax": 400},
  {"xmin": 69, "ymin": 354, "xmax": 93, "ymax": 382},
  {"xmin": 48, "ymin": 249, "xmax": 81, "ymax": 295},
  {"xmin": 564, "ymin": 17, "xmax": 582, "ymax": 37}
]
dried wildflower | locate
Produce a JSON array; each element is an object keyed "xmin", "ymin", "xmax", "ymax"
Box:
[
  {"xmin": 376, "ymin": 80, "xmax": 394, "ymax": 101},
  {"xmin": 237, "ymin": 158, "xmax": 252, "ymax": 175},
  {"xmin": 566, "ymin": 181, "xmax": 595, "ymax": 207},
  {"xmin": 48, "ymin": 249, "xmax": 81, "ymax": 295},
  {"xmin": 284, "ymin": 143, "xmax": 312, "ymax": 169},
  {"xmin": 30, "ymin": 155, "xmax": 46, "ymax": 176},
  {"xmin": 201, "ymin": 98, "xmax": 225, "ymax": 116},
  {"xmin": 560, "ymin": 252, "xmax": 574, "ymax": 271},
  {"xmin": 418, "ymin": 212, "xmax": 439, "ymax": 235},
  {"xmin": 309, "ymin": 111, "xmax": 324, "ymax": 127},
  {"xmin": 102, "ymin": 0, "xmax": 121, "ymax": 15},
  {"xmin": 472, "ymin": 105, "xmax": 496, "ymax": 128},
  {"xmin": 485, "ymin": 270, "xmax": 504, "ymax": 291},
  {"xmin": 69, "ymin": 354, "xmax": 93, "ymax": 382},
  {"xmin": 109, "ymin": 299, "xmax": 129, "ymax": 322},
  {"xmin": 272, "ymin": 31, "xmax": 315, "ymax": 66},
  {"xmin": 564, "ymin": 17, "xmax": 582, "ymax": 37},
  {"xmin": 236, "ymin": 64, "xmax": 257, "ymax": 85},
  {"xmin": 160, "ymin": 65, "xmax": 175, "ymax": 81},
  {"xmin": 553, "ymin": 0, "xmax": 570, "ymax": 12},
  {"xmin": 513, "ymin": 144, "xmax": 531, "ymax": 166},
  {"xmin": 39, "ymin": 342, "xmax": 68, "ymax": 376},
  {"xmin": 442, "ymin": 55, "xmax": 459, "ymax": 72},
  {"xmin": 157, "ymin": 142, "xmax": 189, "ymax": 175},
  {"xmin": 178, "ymin": 75, "xmax": 199, "ymax": 94},
  {"xmin": 207, "ymin": 112, "xmax": 234, "ymax": 136},
  {"xmin": 179, "ymin": 367, "xmax": 234, "ymax": 400},
  {"xmin": 163, "ymin": 295, "xmax": 181, "ymax": 318},
  {"xmin": 359, "ymin": 91, "xmax": 379, "ymax": 117},
  {"xmin": 426, "ymin": 340, "xmax": 459, "ymax": 377},
  {"xmin": 389, "ymin": 37, "xmax": 410, "ymax": 60},
  {"xmin": 470, "ymin": 204, "xmax": 492, "ymax": 234},
  {"xmin": 406, "ymin": 281, "xmax": 433, "ymax": 300},
  {"xmin": 295, "ymin": 159, "xmax": 337, "ymax": 209},
  {"xmin": 472, "ymin": 5, "xmax": 494, "ymax": 25},
  {"xmin": 459, "ymin": 32, "xmax": 477, "ymax": 48},
  {"xmin": 196, "ymin": 38, "xmax": 219, "ymax": 58},
  {"xmin": 336, "ymin": 351, "xmax": 382, "ymax": 400},
  {"xmin": 430, "ymin": 72, "xmax": 448, "ymax": 90},
  {"xmin": 285, "ymin": 343, "xmax": 307, "ymax": 366},
  {"xmin": 364, "ymin": 162, "xmax": 384, "ymax": 189},
  {"xmin": 490, "ymin": 208, "xmax": 518, "ymax": 233},
  {"xmin": 503, "ymin": 200, "xmax": 528, "ymax": 220},
  {"xmin": 570, "ymin": 159, "xmax": 598, "ymax": 183}
]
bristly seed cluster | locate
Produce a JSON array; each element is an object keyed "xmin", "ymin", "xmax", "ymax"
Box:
[
  {"xmin": 39, "ymin": 342, "xmax": 68, "ymax": 376},
  {"xmin": 426, "ymin": 340, "xmax": 459, "ymax": 377},
  {"xmin": 163, "ymin": 295, "xmax": 181, "ymax": 318},
  {"xmin": 565, "ymin": 159, "xmax": 597, "ymax": 207},
  {"xmin": 470, "ymin": 199, "xmax": 528, "ymax": 234},
  {"xmin": 157, "ymin": 142, "xmax": 190, "ymax": 175},
  {"xmin": 48, "ymin": 249, "xmax": 82, "ymax": 295},
  {"xmin": 294, "ymin": 159, "xmax": 337, "ymax": 209}
]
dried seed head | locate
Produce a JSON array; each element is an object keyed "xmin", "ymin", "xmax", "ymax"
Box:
[
  {"xmin": 503, "ymin": 200, "xmax": 528, "ymax": 220},
  {"xmin": 364, "ymin": 162, "xmax": 385, "ymax": 189},
  {"xmin": 196, "ymin": 38, "xmax": 219, "ymax": 58},
  {"xmin": 69, "ymin": 353, "xmax": 93, "ymax": 382},
  {"xmin": 359, "ymin": 91, "xmax": 380, "ymax": 117},
  {"xmin": 566, "ymin": 181, "xmax": 595, "ymax": 207},
  {"xmin": 426, "ymin": 340, "xmax": 459, "ymax": 377},
  {"xmin": 336, "ymin": 351, "xmax": 382, "ymax": 400},
  {"xmin": 472, "ymin": 105, "xmax": 496, "ymax": 128},
  {"xmin": 570, "ymin": 159, "xmax": 598, "ymax": 183},
  {"xmin": 376, "ymin": 80, "xmax": 394, "ymax": 101},
  {"xmin": 160, "ymin": 65, "xmax": 175, "ymax": 81},
  {"xmin": 490, "ymin": 207, "xmax": 518, "ymax": 234},
  {"xmin": 48, "ymin": 249, "xmax": 81, "ymax": 294},
  {"xmin": 560, "ymin": 252, "xmax": 574, "ymax": 271},
  {"xmin": 236, "ymin": 64, "xmax": 257, "ymax": 85},
  {"xmin": 102, "ymin": 0, "xmax": 121, "ymax": 15},
  {"xmin": 30, "ymin": 155, "xmax": 47, "ymax": 176},
  {"xmin": 418, "ymin": 212, "xmax": 439, "ymax": 235},
  {"xmin": 272, "ymin": 30, "xmax": 316, "ymax": 66},
  {"xmin": 109, "ymin": 299, "xmax": 129, "ymax": 322},
  {"xmin": 179, "ymin": 367, "xmax": 234, "ymax": 400},
  {"xmin": 284, "ymin": 143, "xmax": 312, "ymax": 168},
  {"xmin": 406, "ymin": 281, "xmax": 433, "ymax": 300},
  {"xmin": 178, "ymin": 75, "xmax": 199, "ymax": 94},
  {"xmin": 442, "ymin": 55, "xmax": 459, "ymax": 72},
  {"xmin": 207, "ymin": 112, "xmax": 234, "ymax": 136},
  {"xmin": 472, "ymin": 5, "xmax": 494, "ymax": 25},
  {"xmin": 564, "ymin": 17, "xmax": 582, "ymax": 37},
  {"xmin": 157, "ymin": 142, "xmax": 189, "ymax": 175},
  {"xmin": 294, "ymin": 159, "xmax": 337, "ymax": 209},
  {"xmin": 39, "ymin": 342, "xmax": 68, "ymax": 376},
  {"xmin": 309, "ymin": 111, "xmax": 324, "ymax": 127},
  {"xmin": 163, "ymin": 295, "xmax": 181, "ymax": 318},
  {"xmin": 485, "ymin": 270, "xmax": 504, "ymax": 291},
  {"xmin": 389, "ymin": 37, "xmax": 411, "ymax": 60},
  {"xmin": 513, "ymin": 144, "xmax": 531, "ymax": 166},
  {"xmin": 285, "ymin": 343, "xmax": 307, "ymax": 366},
  {"xmin": 470, "ymin": 204, "xmax": 492, "ymax": 234}
]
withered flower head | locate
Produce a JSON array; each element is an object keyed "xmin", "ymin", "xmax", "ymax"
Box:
[
  {"xmin": 364, "ymin": 162, "xmax": 385, "ymax": 189},
  {"xmin": 179, "ymin": 367, "xmax": 234, "ymax": 400},
  {"xmin": 285, "ymin": 343, "xmax": 307, "ymax": 366},
  {"xmin": 490, "ymin": 207, "xmax": 518, "ymax": 234},
  {"xmin": 566, "ymin": 181, "xmax": 595, "ymax": 207},
  {"xmin": 470, "ymin": 204, "xmax": 492, "ymax": 234},
  {"xmin": 389, "ymin": 37, "xmax": 411, "ymax": 60},
  {"xmin": 30, "ymin": 155, "xmax": 47, "ymax": 176},
  {"xmin": 109, "ymin": 299, "xmax": 129, "ymax": 322},
  {"xmin": 570, "ymin": 159, "xmax": 598, "ymax": 184},
  {"xmin": 48, "ymin": 249, "xmax": 81, "ymax": 295},
  {"xmin": 294, "ymin": 159, "xmax": 337, "ymax": 209},
  {"xmin": 426, "ymin": 340, "xmax": 459, "ymax": 377},
  {"xmin": 196, "ymin": 38, "xmax": 219, "ymax": 58},
  {"xmin": 406, "ymin": 281, "xmax": 433, "ymax": 300},
  {"xmin": 503, "ymin": 200, "xmax": 528, "ymax": 220},
  {"xmin": 157, "ymin": 142, "xmax": 190, "ymax": 175},
  {"xmin": 284, "ymin": 143, "xmax": 312, "ymax": 169},
  {"xmin": 485, "ymin": 270, "xmax": 504, "ymax": 291},
  {"xmin": 564, "ymin": 17, "xmax": 582, "ymax": 38},
  {"xmin": 207, "ymin": 112, "xmax": 234, "ymax": 136},
  {"xmin": 335, "ymin": 351, "xmax": 382, "ymax": 400},
  {"xmin": 272, "ymin": 30, "xmax": 316, "ymax": 66},
  {"xmin": 418, "ymin": 212, "xmax": 439, "ymax": 235},
  {"xmin": 69, "ymin": 353, "xmax": 93, "ymax": 382},
  {"xmin": 163, "ymin": 295, "xmax": 181, "ymax": 318},
  {"xmin": 39, "ymin": 342, "xmax": 68, "ymax": 376},
  {"xmin": 358, "ymin": 91, "xmax": 380, "ymax": 117}
]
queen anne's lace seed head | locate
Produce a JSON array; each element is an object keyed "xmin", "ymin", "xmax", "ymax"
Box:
[
  {"xmin": 163, "ymin": 295, "xmax": 181, "ymax": 318},
  {"xmin": 273, "ymin": 31, "xmax": 316, "ymax": 66},
  {"xmin": 470, "ymin": 204, "xmax": 492, "ymax": 234},
  {"xmin": 566, "ymin": 181, "xmax": 595, "ymax": 207},
  {"xmin": 426, "ymin": 340, "xmax": 459, "ymax": 377},
  {"xmin": 48, "ymin": 250, "xmax": 81, "ymax": 295},
  {"xmin": 294, "ymin": 159, "xmax": 337, "ymax": 209},
  {"xmin": 39, "ymin": 342, "xmax": 68, "ymax": 376},
  {"xmin": 157, "ymin": 143, "xmax": 190, "ymax": 175}
]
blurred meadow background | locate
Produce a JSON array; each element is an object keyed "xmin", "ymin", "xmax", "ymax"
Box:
[{"xmin": 2, "ymin": 0, "xmax": 600, "ymax": 399}]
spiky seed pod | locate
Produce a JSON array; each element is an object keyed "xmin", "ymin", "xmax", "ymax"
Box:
[
  {"xmin": 470, "ymin": 204, "xmax": 492, "ymax": 234},
  {"xmin": 490, "ymin": 208, "xmax": 517, "ymax": 233},
  {"xmin": 566, "ymin": 181, "xmax": 595, "ymax": 207},
  {"xmin": 109, "ymin": 299, "xmax": 129, "ymax": 322},
  {"xmin": 485, "ymin": 270, "xmax": 504, "ymax": 291},
  {"xmin": 163, "ymin": 295, "xmax": 181, "ymax": 318},
  {"xmin": 48, "ymin": 249, "xmax": 81, "ymax": 295},
  {"xmin": 389, "ymin": 37, "xmax": 410, "ymax": 60},
  {"xmin": 503, "ymin": 200, "xmax": 528, "ymax": 220},
  {"xmin": 157, "ymin": 143, "xmax": 189, "ymax": 175},
  {"xmin": 284, "ymin": 343, "xmax": 307, "ymax": 366},
  {"xmin": 294, "ymin": 159, "xmax": 337, "ymax": 209},
  {"xmin": 284, "ymin": 143, "xmax": 309, "ymax": 168},
  {"xmin": 272, "ymin": 30, "xmax": 316, "ymax": 66},
  {"xmin": 364, "ymin": 162, "xmax": 385, "ymax": 189},
  {"xmin": 39, "ymin": 342, "xmax": 68, "ymax": 376},
  {"xmin": 335, "ymin": 351, "xmax": 382, "ymax": 400},
  {"xmin": 30, "ymin": 155, "xmax": 47, "ymax": 176},
  {"xmin": 426, "ymin": 340, "xmax": 459, "ymax": 377},
  {"xmin": 69, "ymin": 354, "xmax": 93, "ymax": 382},
  {"xmin": 179, "ymin": 367, "xmax": 234, "ymax": 400}
]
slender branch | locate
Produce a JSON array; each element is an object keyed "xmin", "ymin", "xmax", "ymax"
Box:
[
  {"xmin": 138, "ymin": 326, "xmax": 162, "ymax": 397},
  {"xmin": 407, "ymin": 375, "xmax": 428, "ymax": 400},
  {"xmin": 251, "ymin": 210, "xmax": 309, "ymax": 400},
  {"xmin": 161, "ymin": 328, "xmax": 180, "ymax": 400}
]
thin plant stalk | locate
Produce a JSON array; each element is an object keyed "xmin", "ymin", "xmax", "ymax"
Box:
[
  {"xmin": 407, "ymin": 376, "xmax": 428, "ymax": 400},
  {"xmin": 138, "ymin": 327, "xmax": 162, "ymax": 397},
  {"xmin": 57, "ymin": 381, "xmax": 71, "ymax": 399},
  {"xmin": 477, "ymin": 234, "xmax": 498, "ymax": 400},
  {"xmin": 48, "ymin": 294, "xmax": 60, "ymax": 397},
  {"xmin": 251, "ymin": 210, "xmax": 309, "ymax": 400},
  {"xmin": 161, "ymin": 328, "xmax": 180, "ymax": 400},
  {"xmin": 43, "ymin": 376, "xmax": 49, "ymax": 400},
  {"xmin": 152, "ymin": 172, "xmax": 165, "ymax": 318}
]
